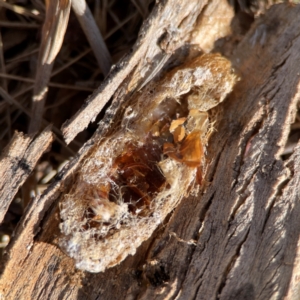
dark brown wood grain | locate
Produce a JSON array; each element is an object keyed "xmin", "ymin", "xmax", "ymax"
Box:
[{"xmin": 1, "ymin": 3, "xmax": 300, "ymax": 300}]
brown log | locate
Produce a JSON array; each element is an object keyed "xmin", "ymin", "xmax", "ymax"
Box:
[{"xmin": 1, "ymin": 2, "xmax": 300, "ymax": 300}]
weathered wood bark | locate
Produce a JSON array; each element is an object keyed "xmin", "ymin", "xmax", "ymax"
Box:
[
  {"xmin": 0, "ymin": 127, "xmax": 53, "ymax": 223},
  {"xmin": 61, "ymin": 0, "xmax": 211, "ymax": 144},
  {"xmin": 1, "ymin": 2, "xmax": 300, "ymax": 300}
]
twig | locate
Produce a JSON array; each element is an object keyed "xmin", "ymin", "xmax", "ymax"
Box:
[
  {"xmin": 0, "ymin": 21, "xmax": 40, "ymax": 28},
  {"xmin": 6, "ymin": 47, "xmax": 39, "ymax": 64},
  {"xmin": 0, "ymin": 73, "xmax": 94, "ymax": 92},
  {"xmin": 0, "ymin": 87, "xmax": 76, "ymax": 155}
]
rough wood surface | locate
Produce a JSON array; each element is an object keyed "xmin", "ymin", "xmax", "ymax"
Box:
[
  {"xmin": 61, "ymin": 0, "xmax": 210, "ymax": 144},
  {"xmin": 1, "ymin": 3, "xmax": 300, "ymax": 300},
  {"xmin": 0, "ymin": 126, "xmax": 53, "ymax": 224}
]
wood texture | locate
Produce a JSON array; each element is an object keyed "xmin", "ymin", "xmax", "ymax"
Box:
[
  {"xmin": 0, "ymin": 126, "xmax": 53, "ymax": 224},
  {"xmin": 1, "ymin": 3, "xmax": 300, "ymax": 300},
  {"xmin": 61, "ymin": 0, "xmax": 209, "ymax": 144}
]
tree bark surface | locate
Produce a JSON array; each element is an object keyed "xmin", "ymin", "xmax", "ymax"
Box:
[
  {"xmin": 1, "ymin": 3, "xmax": 300, "ymax": 300},
  {"xmin": 0, "ymin": 127, "xmax": 53, "ymax": 224}
]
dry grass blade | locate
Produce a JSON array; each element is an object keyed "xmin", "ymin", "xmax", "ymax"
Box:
[
  {"xmin": 0, "ymin": 87, "xmax": 76, "ymax": 155},
  {"xmin": 0, "ymin": 1, "xmax": 43, "ymax": 21},
  {"xmin": 0, "ymin": 73, "xmax": 94, "ymax": 92},
  {"xmin": 71, "ymin": 0, "xmax": 112, "ymax": 76},
  {"xmin": 0, "ymin": 33, "xmax": 7, "ymax": 91},
  {"xmin": 93, "ymin": 0, "xmax": 107, "ymax": 34},
  {"xmin": 6, "ymin": 48, "xmax": 39, "ymax": 64},
  {"xmin": 51, "ymin": 47, "xmax": 92, "ymax": 76},
  {"xmin": 0, "ymin": 32, "xmax": 10, "ymax": 141},
  {"xmin": 28, "ymin": 0, "xmax": 71, "ymax": 134},
  {"xmin": 104, "ymin": 11, "xmax": 139, "ymax": 40},
  {"xmin": 3, "ymin": 48, "xmax": 93, "ymax": 106},
  {"xmin": 0, "ymin": 21, "xmax": 40, "ymax": 29},
  {"xmin": 130, "ymin": 0, "xmax": 149, "ymax": 18}
]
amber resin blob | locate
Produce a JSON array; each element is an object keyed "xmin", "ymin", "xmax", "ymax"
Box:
[{"xmin": 59, "ymin": 53, "xmax": 237, "ymax": 273}]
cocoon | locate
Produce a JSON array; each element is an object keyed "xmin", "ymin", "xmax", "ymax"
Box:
[{"xmin": 59, "ymin": 53, "xmax": 237, "ymax": 273}]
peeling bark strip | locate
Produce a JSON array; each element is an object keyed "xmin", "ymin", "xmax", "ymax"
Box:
[
  {"xmin": 1, "ymin": 3, "xmax": 300, "ymax": 300},
  {"xmin": 0, "ymin": 126, "xmax": 53, "ymax": 224},
  {"xmin": 61, "ymin": 0, "xmax": 208, "ymax": 144}
]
